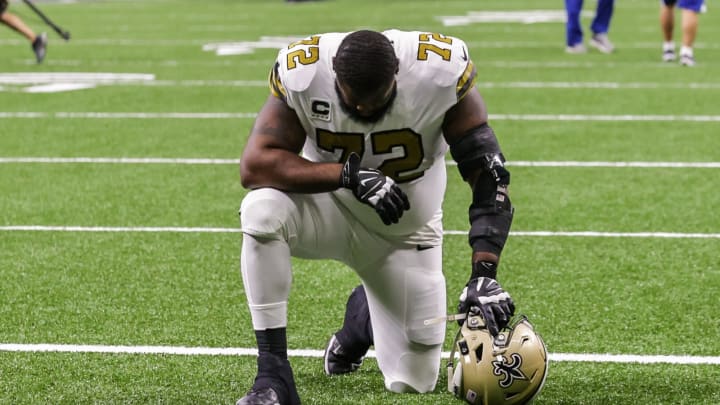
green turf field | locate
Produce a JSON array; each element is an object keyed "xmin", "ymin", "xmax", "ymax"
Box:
[{"xmin": 1, "ymin": 0, "xmax": 719, "ymax": 403}]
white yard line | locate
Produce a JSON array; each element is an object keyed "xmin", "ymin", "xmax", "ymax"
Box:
[
  {"xmin": 483, "ymin": 60, "xmax": 715, "ymax": 69},
  {"xmin": 490, "ymin": 114, "xmax": 720, "ymax": 122},
  {"xmin": 1, "ymin": 157, "xmax": 719, "ymax": 169},
  {"xmin": 0, "ymin": 343, "xmax": 718, "ymax": 365},
  {"xmin": 135, "ymin": 80, "xmax": 720, "ymax": 90},
  {"xmin": 507, "ymin": 161, "xmax": 720, "ymax": 168},
  {"xmin": 4, "ymin": 75, "xmax": 720, "ymax": 90},
  {"xmin": 2, "ymin": 112, "xmax": 720, "ymax": 121},
  {"xmin": 480, "ymin": 81, "xmax": 720, "ymax": 89},
  {"xmin": 0, "ymin": 226, "xmax": 242, "ymax": 233},
  {"xmin": 1, "ymin": 226, "xmax": 719, "ymax": 239},
  {"xmin": 460, "ymin": 231, "xmax": 720, "ymax": 239},
  {"xmin": 2, "ymin": 38, "xmax": 718, "ymax": 49},
  {"xmin": 11, "ymin": 58, "xmax": 716, "ymax": 69},
  {"xmin": 0, "ymin": 112, "xmax": 256, "ymax": 119},
  {"xmin": 0, "ymin": 157, "xmax": 241, "ymax": 164}
]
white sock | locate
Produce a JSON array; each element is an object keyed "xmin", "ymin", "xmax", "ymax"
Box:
[
  {"xmin": 663, "ymin": 41, "xmax": 674, "ymax": 51},
  {"xmin": 680, "ymin": 46, "xmax": 693, "ymax": 57}
]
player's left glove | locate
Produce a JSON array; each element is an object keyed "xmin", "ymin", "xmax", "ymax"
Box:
[
  {"xmin": 340, "ymin": 152, "xmax": 410, "ymax": 225},
  {"xmin": 458, "ymin": 261, "xmax": 515, "ymax": 336}
]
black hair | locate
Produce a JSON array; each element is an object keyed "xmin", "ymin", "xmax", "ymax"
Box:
[{"xmin": 333, "ymin": 30, "xmax": 399, "ymax": 96}]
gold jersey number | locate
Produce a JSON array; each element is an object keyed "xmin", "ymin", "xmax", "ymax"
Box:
[
  {"xmin": 286, "ymin": 36, "xmax": 321, "ymax": 70},
  {"xmin": 316, "ymin": 128, "xmax": 424, "ymax": 183},
  {"xmin": 288, "ymin": 33, "xmax": 453, "ymax": 182}
]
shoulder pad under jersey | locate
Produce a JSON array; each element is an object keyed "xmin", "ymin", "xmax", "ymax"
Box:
[
  {"xmin": 384, "ymin": 29, "xmax": 476, "ymax": 98},
  {"xmin": 271, "ymin": 33, "xmax": 343, "ymax": 94}
]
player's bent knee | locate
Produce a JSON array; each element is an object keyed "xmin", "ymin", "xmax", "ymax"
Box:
[
  {"xmin": 384, "ymin": 342, "xmax": 442, "ymax": 394},
  {"xmin": 407, "ymin": 317, "xmax": 445, "ymax": 347},
  {"xmin": 405, "ymin": 270, "xmax": 446, "ymax": 347},
  {"xmin": 386, "ymin": 375, "xmax": 438, "ymax": 394},
  {"xmin": 239, "ymin": 188, "xmax": 296, "ymax": 240},
  {"xmin": 388, "ymin": 381, "xmax": 424, "ymax": 394}
]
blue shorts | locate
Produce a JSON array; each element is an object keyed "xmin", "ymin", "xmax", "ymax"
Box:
[
  {"xmin": 663, "ymin": 0, "xmax": 704, "ymax": 12},
  {"xmin": 0, "ymin": 0, "xmax": 8, "ymax": 14}
]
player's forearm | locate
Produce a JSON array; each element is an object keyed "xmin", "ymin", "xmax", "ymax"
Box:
[{"xmin": 240, "ymin": 148, "xmax": 343, "ymax": 193}]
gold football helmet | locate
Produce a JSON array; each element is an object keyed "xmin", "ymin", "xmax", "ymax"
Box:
[{"xmin": 448, "ymin": 314, "xmax": 548, "ymax": 404}]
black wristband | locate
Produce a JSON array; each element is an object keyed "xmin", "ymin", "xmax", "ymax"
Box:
[{"xmin": 470, "ymin": 260, "xmax": 498, "ymax": 280}]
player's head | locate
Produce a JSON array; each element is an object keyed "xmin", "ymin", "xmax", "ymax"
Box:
[{"xmin": 333, "ymin": 30, "xmax": 399, "ymax": 123}]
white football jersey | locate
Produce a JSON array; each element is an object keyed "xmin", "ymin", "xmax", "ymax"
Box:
[{"xmin": 268, "ymin": 29, "xmax": 477, "ymax": 244}]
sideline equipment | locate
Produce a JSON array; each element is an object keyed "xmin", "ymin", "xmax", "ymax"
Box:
[{"xmin": 22, "ymin": 0, "xmax": 70, "ymax": 41}]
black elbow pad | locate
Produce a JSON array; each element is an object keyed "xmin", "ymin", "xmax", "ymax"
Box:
[{"xmin": 468, "ymin": 172, "xmax": 514, "ymax": 255}]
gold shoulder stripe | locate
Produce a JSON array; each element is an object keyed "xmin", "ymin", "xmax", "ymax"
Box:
[
  {"xmin": 456, "ymin": 60, "xmax": 477, "ymax": 100},
  {"xmin": 268, "ymin": 62, "xmax": 287, "ymax": 101}
]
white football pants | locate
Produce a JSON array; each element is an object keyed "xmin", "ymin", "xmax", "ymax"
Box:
[{"xmin": 239, "ymin": 188, "xmax": 446, "ymax": 393}]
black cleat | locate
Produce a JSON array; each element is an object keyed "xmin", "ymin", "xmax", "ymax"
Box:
[
  {"xmin": 236, "ymin": 387, "xmax": 281, "ymax": 405},
  {"xmin": 32, "ymin": 32, "xmax": 48, "ymax": 63},
  {"xmin": 237, "ymin": 352, "xmax": 300, "ymax": 405},
  {"xmin": 323, "ymin": 334, "xmax": 363, "ymax": 375}
]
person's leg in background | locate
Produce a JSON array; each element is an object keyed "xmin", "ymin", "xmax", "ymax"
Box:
[
  {"xmin": 589, "ymin": 0, "xmax": 615, "ymax": 53},
  {"xmin": 660, "ymin": 0, "xmax": 677, "ymax": 61},
  {"xmin": 0, "ymin": 0, "xmax": 48, "ymax": 63},
  {"xmin": 678, "ymin": 0, "xmax": 702, "ymax": 66},
  {"xmin": 565, "ymin": 0, "xmax": 587, "ymax": 53}
]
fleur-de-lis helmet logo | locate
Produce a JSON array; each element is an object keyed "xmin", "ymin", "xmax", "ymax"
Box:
[{"xmin": 492, "ymin": 353, "xmax": 528, "ymax": 388}]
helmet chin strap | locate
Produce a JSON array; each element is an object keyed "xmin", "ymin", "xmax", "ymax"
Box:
[
  {"xmin": 423, "ymin": 312, "xmax": 466, "ymax": 326},
  {"xmin": 447, "ymin": 326, "xmax": 465, "ymax": 394},
  {"xmin": 446, "ymin": 314, "xmax": 504, "ymax": 398}
]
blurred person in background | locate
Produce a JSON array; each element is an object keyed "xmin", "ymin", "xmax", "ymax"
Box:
[
  {"xmin": 565, "ymin": 0, "xmax": 615, "ymax": 54},
  {"xmin": 660, "ymin": 0, "xmax": 704, "ymax": 66},
  {"xmin": 0, "ymin": 0, "xmax": 47, "ymax": 63}
]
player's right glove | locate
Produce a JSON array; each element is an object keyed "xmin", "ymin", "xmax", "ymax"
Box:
[
  {"xmin": 340, "ymin": 152, "xmax": 410, "ymax": 225},
  {"xmin": 458, "ymin": 261, "xmax": 515, "ymax": 336}
]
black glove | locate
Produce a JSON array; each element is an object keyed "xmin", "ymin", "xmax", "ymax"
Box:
[
  {"xmin": 458, "ymin": 261, "xmax": 515, "ymax": 336},
  {"xmin": 340, "ymin": 152, "xmax": 410, "ymax": 225}
]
